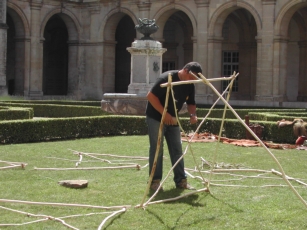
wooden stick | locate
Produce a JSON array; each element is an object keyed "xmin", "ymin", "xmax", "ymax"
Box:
[
  {"xmin": 271, "ymin": 169, "xmax": 307, "ymax": 186},
  {"xmin": 0, "ymin": 199, "xmax": 131, "ymax": 210},
  {"xmin": 0, "ymin": 164, "xmax": 26, "ymax": 170},
  {"xmin": 139, "ymin": 73, "xmax": 173, "ymax": 207},
  {"xmin": 207, "ymin": 183, "xmax": 292, "ymax": 188},
  {"xmin": 0, "ymin": 205, "xmax": 79, "ymax": 229},
  {"xmin": 160, "ymin": 75, "xmax": 236, "ymax": 87},
  {"xmin": 78, "ymin": 152, "xmax": 111, "ymax": 164},
  {"xmin": 70, "ymin": 150, "xmax": 148, "ymax": 159},
  {"xmin": 197, "ymin": 72, "xmax": 307, "ymax": 209},
  {"xmin": 181, "ymin": 73, "xmax": 237, "ymax": 186},
  {"xmin": 34, "ymin": 165, "xmax": 141, "ymax": 170},
  {"xmin": 0, "ymin": 160, "xmax": 26, "ymax": 165},
  {"xmin": 168, "ymin": 81, "xmax": 208, "ymax": 186},
  {"xmin": 205, "ymin": 72, "xmax": 238, "ymax": 190},
  {"xmin": 143, "ymin": 72, "xmax": 237, "ymax": 206},
  {"xmin": 97, "ymin": 208, "xmax": 126, "ymax": 230}
]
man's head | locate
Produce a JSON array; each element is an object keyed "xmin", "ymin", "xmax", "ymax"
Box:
[
  {"xmin": 179, "ymin": 62, "xmax": 203, "ymax": 81},
  {"xmin": 183, "ymin": 62, "xmax": 202, "ymax": 74}
]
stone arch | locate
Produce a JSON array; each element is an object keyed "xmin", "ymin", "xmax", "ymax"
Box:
[
  {"xmin": 275, "ymin": 1, "xmax": 307, "ymax": 102},
  {"xmin": 274, "ymin": 0, "xmax": 307, "ymax": 37},
  {"xmin": 6, "ymin": 3, "xmax": 31, "ymax": 95},
  {"xmin": 207, "ymin": 1, "xmax": 259, "ymax": 100},
  {"xmin": 100, "ymin": 7, "xmax": 137, "ymax": 41},
  {"xmin": 292, "ymin": 12, "xmax": 307, "ymax": 40},
  {"xmin": 7, "ymin": 2, "xmax": 30, "ymax": 38},
  {"xmin": 40, "ymin": 8, "xmax": 81, "ymax": 98},
  {"xmin": 40, "ymin": 8, "xmax": 81, "ymax": 40},
  {"xmin": 208, "ymin": 1, "xmax": 261, "ymax": 37},
  {"xmin": 100, "ymin": 9, "xmax": 137, "ymax": 93},
  {"xmin": 153, "ymin": 3, "xmax": 197, "ymax": 40}
]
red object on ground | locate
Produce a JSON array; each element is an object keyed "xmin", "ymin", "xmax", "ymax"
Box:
[{"xmin": 295, "ymin": 136, "xmax": 307, "ymax": 145}]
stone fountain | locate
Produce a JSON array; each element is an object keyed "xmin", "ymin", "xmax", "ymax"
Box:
[{"xmin": 101, "ymin": 18, "xmax": 167, "ymax": 115}]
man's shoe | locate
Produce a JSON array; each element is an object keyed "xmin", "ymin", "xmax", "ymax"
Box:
[
  {"xmin": 150, "ymin": 179, "xmax": 163, "ymax": 191},
  {"xmin": 176, "ymin": 179, "xmax": 195, "ymax": 190}
]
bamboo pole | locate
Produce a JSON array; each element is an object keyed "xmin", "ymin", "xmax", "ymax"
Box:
[
  {"xmin": 0, "ymin": 199, "xmax": 131, "ymax": 210},
  {"xmin": 97, "ymin": 208, "xmax": 126, "ymax": 230},
  {"xmin": 168, "ymin": 77, "xmax": 208, "ymax": 186},
  {"xmin": 205, "ymin": 72, "xmax": 238, "ymax": 190},
  {"xmin": 159, "ymin": 76, "xmax": 236, "ymax": 87},
  {"xmin": 195, "ymin": 72, "xmax": 307, "ymax": 209},
  {"xmin": 139, "ymin": 73, "xmax": 172, "ymax": 208},
  {"xmin": 160, "ymin": 75, "xmax": 237, "ymax": 88},
  {"xmin": 176, "ymin": 72, "xmax": 238, "ymax": 190},
  {"xmin": 34, "ymin": 165, "xmax": 141, "ymax": 170},
  {"xmin": 0, "ymin": 164, "xmax": 26, "ymax": 170},
  {"xmin": 271, "ymin": 169, "xmax": 307, "ymax": 187},
  {"xmin": 70, "ymin": 150, "xmax": 148, "ymax": 159},
  {"xmin": 0, "ymin": 205, "xmax": 79, "ymax": 229}
]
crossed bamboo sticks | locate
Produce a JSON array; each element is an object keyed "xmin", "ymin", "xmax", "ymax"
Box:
[{"xmin": 137, "ymin": 71, "xmax": 307, "ymax": 210}]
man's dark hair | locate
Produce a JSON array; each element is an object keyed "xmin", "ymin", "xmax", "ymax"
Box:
[{"xmin": 183, "ymin": 62, "xmax": 202, "ymax": 74}]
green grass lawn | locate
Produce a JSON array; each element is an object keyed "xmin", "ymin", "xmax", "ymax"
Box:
[{"xmin": 0, "ymin": 135, "xmax": 306, "ymax": 229}]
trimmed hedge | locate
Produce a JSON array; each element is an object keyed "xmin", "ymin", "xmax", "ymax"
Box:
[
  {"xmin": 0, "ymin": 116, "xmax": 147, "ymax": 144},
  {"xmin": 1, "ymin": 100, "xmax": 101, "ymax": 107},
  {"xmin": 0, "ymin": 101, "xmax": 302, "ymax": 145},
  {"xmin": 195, "ymin": 108, "xmax": 306, "ymax": 120},
  {"xmin": 0, "ymin": 116, "xmax": 296, "ymax": 144},
  {"xmin": 0, "ymin": 107, "xmax": 34, "ymax": 120},
  {"xmin": 0, "ymin": 102, "xmax": 107, "ymax": 117}
]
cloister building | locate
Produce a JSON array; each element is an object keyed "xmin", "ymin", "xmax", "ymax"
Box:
[{"xmin": 0, "ymin": 0, "xmax": 307, "ymax": 107}]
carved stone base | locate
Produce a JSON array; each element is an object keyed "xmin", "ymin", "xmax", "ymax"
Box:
[{"xmin": 101, "ymin": 93, "xmax": 147, "ymax": 115}]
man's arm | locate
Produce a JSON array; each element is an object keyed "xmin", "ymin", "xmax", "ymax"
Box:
[
  {"xmin": 147, "ymin": 91, "xmax": 176, "ymax": 125},
  {"xmin": 187, "ymin": 104, "xmax": 197, "ymax": 124}
]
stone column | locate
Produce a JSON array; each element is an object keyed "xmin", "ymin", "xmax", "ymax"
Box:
[
  {"xmin": 194, "ymin": 0, "xmax": 209, "ymax": 102},
  {"xmin": 255, "ymin": 0, "xmax": 276, "ymax": 101},
  {"xmin": 23, "ymin": 36, "xmax": 31, "ymax": 96},
  {"xmin": 297, "ymin": 40, "xmax": 307, "ymax": 101},
  {"xmin": 86, "ymin": 5, "xmax": 104, "ymax": 99},
  {"xmin": 89, "ymin": 3, "xmax": 101, "ymax": 41},
  {"xmin": 0, "ymin": 0, "xmax": 8, "ymax": 94},
  {"xmin": 273, "ymin": 36, "xmax": 288, "ymax": 101},
  {"xmin": 28, "ymin": 0, "xmax": 43, "ymax": 99},
  {"xmin": 207, "ymin": 36, "xmax": 223, "ymax": 101},
  {"xmin": 238, "ymin": 42, "xmax": 253, "ymax": 100},
  {"xmin": 127, "ymin": 40, "xmax": 166, "ymax": 95},
  {"xmin": 15, "ymin": 37, "xmax": 30, "ymax": 95},
  {"xmin": 102, "ymin": 40, "xmax": 117, "ymax": 93},
  {"xmin": 67, "ymin": 41, "xmax": 82, "ymax": 99}
]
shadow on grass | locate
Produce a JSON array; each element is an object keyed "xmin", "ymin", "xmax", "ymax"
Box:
[
  {"xmin": 148, "ymin": 188, "xmax": 207, "ymax": 207},
  {"xmin": 209, "ymin": 192, "xmax": 244, "ymax": 213},
  {"xmin": 145, "ymin": 189, "xmax": 244, "ymax": 229},
  {"xmin": 145, "ymin": 189, "xmax": 209, "ymax": 229}
]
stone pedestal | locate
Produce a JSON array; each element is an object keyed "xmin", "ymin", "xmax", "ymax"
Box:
[
  {"xmin": 126, "ymin": 40, "xmax": 166, "ymax": 95},
  {"xmin": 102, "ymin": 39, "xmax": 167, "ymax": 115},
  {"xmin": 101, "ymin": 93, "xmax": 147, "ymax": 115}
]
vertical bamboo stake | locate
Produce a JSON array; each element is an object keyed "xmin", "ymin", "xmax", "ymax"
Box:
[
  {"xmin": 185, "ymin": 72, "xmax": 238, "ymax": 188},
  {"xmin": 207, "ymin": 72, "xmax": 237, "ymax": 189},
  {"xmin": 139, "ymin": 73, "xmax": 172, "ymax": 207}
]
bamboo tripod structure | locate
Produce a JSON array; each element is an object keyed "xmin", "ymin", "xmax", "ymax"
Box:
[
  {"xmin": 138, "ymin": 71, "xmax": 307, "ymax": 210},
  {"xmin": 138, "ymin": 73, "xmax": 237, "ymax": 208}
]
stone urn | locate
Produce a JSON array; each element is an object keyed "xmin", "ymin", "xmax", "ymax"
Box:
[{"xmin": 135, "ymin": 18, "xmax": 159, "ymax": 40}]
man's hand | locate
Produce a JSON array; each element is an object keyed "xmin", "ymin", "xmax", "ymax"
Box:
[
  {"xmin": 190, "ymin": 115, "xmax": 198, "ymax": 124},
  {"xmin": 164, "ymin": 113, "xmax": 177, "ymax": 125}
]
